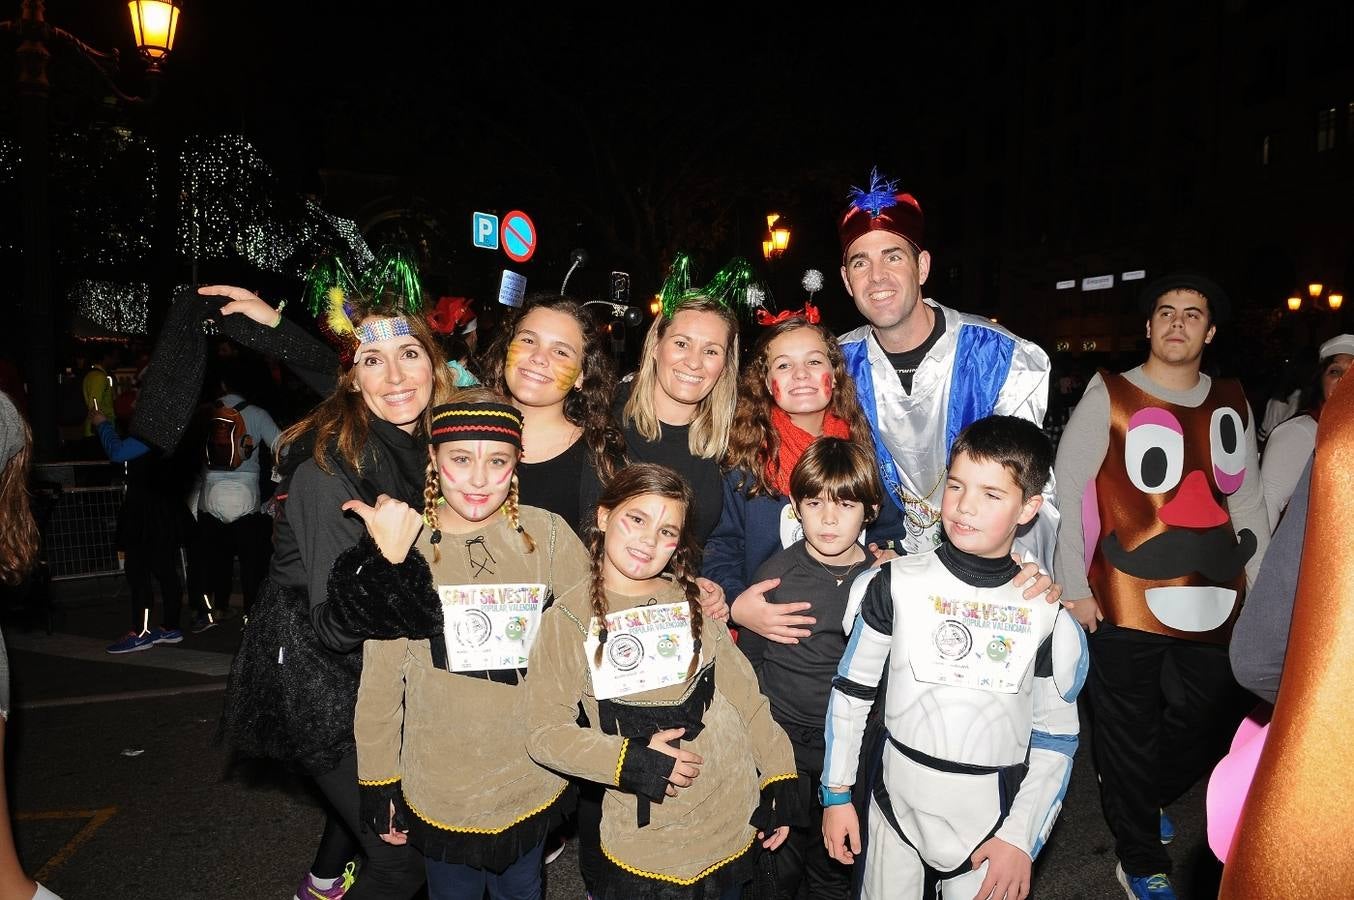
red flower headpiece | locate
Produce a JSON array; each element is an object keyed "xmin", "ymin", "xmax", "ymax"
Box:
[
  {"xmin": 427, "ymin": 296, "xmax": 475, "ymax": 335},
  {"xmin": 756, "ymin": 302, "xmax": 821, "ymax": 326}
]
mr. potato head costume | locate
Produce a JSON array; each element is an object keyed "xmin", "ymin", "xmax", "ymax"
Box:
[{"xmin": 1052, "ymin": 271, "xmax": 1270, "ymax": 888}]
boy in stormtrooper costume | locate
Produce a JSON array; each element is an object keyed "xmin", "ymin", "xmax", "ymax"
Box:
[{"xmin": 822, "ymin": 416, "xmax": 1087, "ymax": 899}]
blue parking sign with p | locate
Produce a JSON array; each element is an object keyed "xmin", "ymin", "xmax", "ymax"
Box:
[{"xmin": 473, "ymin": 212, "xmax": 499, "ymax": 250}]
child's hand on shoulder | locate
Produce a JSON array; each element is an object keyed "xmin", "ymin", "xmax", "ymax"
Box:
[
  {"xmin": 696, "ymin": 577, "xmax": 727, "ymax": 622},
  {"xmin": 821, "ymin": 802, "xmax": 860, "ymax": 865},
  {"xmin": 1011, "ymin": 555, "xmax": 1062, "ymax": 605},
  {"xmin": 970, "ymin": 835, "xmax": 1031, "ymax": 900},
  {"xmin": 867, "ymin": 542, "xmax": 899, "ymax": 566}
]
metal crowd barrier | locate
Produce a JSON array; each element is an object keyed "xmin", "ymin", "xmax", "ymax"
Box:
[{"xmin": 32, "ymin": 462, "xmax": 127, "ymax": 582}]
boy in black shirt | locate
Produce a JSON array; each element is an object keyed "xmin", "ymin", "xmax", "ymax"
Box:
[{"xmin": 751, "ymin": 437, "xmax": 883, "ymax": 900}]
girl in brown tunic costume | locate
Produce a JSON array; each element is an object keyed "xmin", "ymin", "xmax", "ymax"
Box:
[
  {"xmin": 526, "ymin": 464, "xmax": 801, "ymax": 900},
  {"xmin": 342, "ymin": 390, "xmax": 592, "ymax": 899}
]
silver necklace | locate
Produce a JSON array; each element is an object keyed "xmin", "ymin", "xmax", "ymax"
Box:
[{"xmin": 813, "ymin": 554, "xmax": 865, "ymax": 587}]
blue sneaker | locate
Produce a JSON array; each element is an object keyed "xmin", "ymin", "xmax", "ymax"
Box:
[
  {"xmin": 106, "ymin": 629, "xmax": 156, "ymax": 654},
  {"xmin": 153, "ymin": 627, "xmax": 184, "ymax": 645},
  {"xmin": 1159, "ymin": 809, "xmax": 1176, "ymax": 845},
  {"xmin": 1116, "ymin": 863, "xmax": 1177, "ymax": 900}
]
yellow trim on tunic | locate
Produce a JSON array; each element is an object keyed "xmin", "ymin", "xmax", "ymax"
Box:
[
  {"xmin": 614, "ymin": 738, "xmax": 630, "ymax": 786},
  {"xmin": 358, "ymin": 776, "xmax": 401, "ymax": 787},
  {"xmin": 402, "ymin": 782, "xmax": 568, "ymax": 835},
  {"xmin": 601, "ymin": 835, "xmax": 755, "ymax": 885},
  {"xmin": 759, "ymin": 772, "xmax": 797, "ymax": 790}
]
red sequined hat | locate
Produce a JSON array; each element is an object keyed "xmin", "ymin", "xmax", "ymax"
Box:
[{"xmin": 838, "ymin": 168, "xmax": 925, "ymax": 261}]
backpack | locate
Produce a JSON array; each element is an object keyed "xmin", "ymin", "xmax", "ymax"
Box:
[{"xmin": 204, "ymin": 400, "xmax": 255, "ymax": 471}]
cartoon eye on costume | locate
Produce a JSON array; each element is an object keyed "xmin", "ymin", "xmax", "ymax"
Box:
[
  {"xmin": 1125, "ymin": 408, "xmax": 1184, "ymax": 494},
  {"xmin": 1210, "ymin": 407, "xmax": 1246, "ymax": 494}
]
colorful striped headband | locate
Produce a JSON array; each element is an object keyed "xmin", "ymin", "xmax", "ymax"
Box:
[{"xmin": 430, "ymin": 402, "xmax": 524, "ymax": 449}]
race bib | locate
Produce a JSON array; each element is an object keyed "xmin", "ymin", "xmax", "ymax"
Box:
[
  {"xmin": 906, "ymin": 594, "xmax": 1038, "ymax": 694},
  {"xmin": 439, "ymin": 583, "xmax": 546, "ymax": 672},
  {"xmin": 583, "ymin": 601, "xmax": 696, "ymax": 701}
]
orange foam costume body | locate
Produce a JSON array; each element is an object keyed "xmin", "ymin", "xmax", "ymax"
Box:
[
  {"xmin": 1218, "ymin": 374, "xmax": 1354, "ymax": 896},
  {"xmin": 1085, "ymin": 371, "xmax": 1257, "ymax": 639}
]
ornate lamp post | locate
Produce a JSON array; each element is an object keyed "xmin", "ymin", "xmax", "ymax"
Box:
[
  {"xmin": 761, "ymin": 212, "xmax": 791, "ymax": 262},
  {"xmin": 1284, "ymin": 281, "xmax": 1345, "ymax": 350},
  {"xmin": 0, "ymin": 0, "xmax": 181, "ymax": 458}
]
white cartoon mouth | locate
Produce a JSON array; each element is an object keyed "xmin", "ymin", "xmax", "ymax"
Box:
[{"xmin": 1145, "ymin": 586, "xmax": 1237, "ymax": 632}]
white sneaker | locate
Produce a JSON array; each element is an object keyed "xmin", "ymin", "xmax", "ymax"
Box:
[{"xmin": 544, "ymin": 834, "xmax": 567, "ymax": 865}]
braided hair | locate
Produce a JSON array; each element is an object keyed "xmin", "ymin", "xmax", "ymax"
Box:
[{"xmin": 586, "ymin": 463, "xmax": 703, "ymax": 679}]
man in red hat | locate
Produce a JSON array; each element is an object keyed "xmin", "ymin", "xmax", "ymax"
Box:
[
  {"xmin": 836, "ymin": 169, "xmax": 1057, "ymax": 563},
  {"xmin": 1052, "ymin": 272, "xmax": 1269, "ymax": 899}
]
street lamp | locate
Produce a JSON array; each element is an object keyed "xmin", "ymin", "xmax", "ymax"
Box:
[
  {"xmin": 1288, "ymin": 283, "xmax": 1343, "ymax": 313},
  {"xmin": 0, "ymin": 0, "xmax": 180, "ymax": 459},
  {"xmin": 127, "ymin": 0, "xmax": 182, "ymax": 68},
  {"xmin": 762, "ymin": 213, "xmax": 791, "ymax": 261}
]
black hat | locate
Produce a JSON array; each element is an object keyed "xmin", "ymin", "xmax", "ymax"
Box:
[{"xmin": 1138, "ymin": 271, "xmax": 1230, "ymax": 324}]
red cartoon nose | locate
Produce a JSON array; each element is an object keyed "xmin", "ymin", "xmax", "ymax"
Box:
[{"xmin": 1158, "ymin": 469, "xmax": 1227, "ymax": 528}]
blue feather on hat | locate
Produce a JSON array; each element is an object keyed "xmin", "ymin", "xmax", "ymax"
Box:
[{"xmin": 846, "ymin": 167, "xmax": 901, "ymax": 219}]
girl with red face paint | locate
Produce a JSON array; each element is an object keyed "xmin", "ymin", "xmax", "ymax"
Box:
[
  {"xmin": 342, "ymin": 388, "xmax": 594, "ymax": 900},
  {"xmin": 525, "ymin": 463, "xmax": 800, "ymax": 900},
  {"xmin": 702, "ymin": 317, "xmax": 906, "ymax": 667}
]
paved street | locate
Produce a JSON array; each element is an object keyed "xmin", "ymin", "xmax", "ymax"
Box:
[{"xmin": 3, "ymin": 578, "xmax": 1227, "ymax": 899}]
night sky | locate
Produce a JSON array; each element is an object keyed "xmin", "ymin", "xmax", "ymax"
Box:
[
  {"xmin": 36, "ymin": 5, "xmax": 946, "ymax": 305},
  {"xmin": 18, "ymin": 3, "xmax": 1352, "ymax": 343}
]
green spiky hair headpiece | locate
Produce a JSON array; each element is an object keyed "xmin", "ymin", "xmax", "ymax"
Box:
[
  {"xmin": 656, "ymin": 252, "xmax": 763, "ymax": 319},
  {"xmin": 303, "ymin": 245, "xmax": 425, "ymax": 318}
]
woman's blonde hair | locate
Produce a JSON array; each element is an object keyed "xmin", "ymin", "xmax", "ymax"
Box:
[
  {"xmin": 623, "ymin": 296, "xmax": 739, "ymax": 460},
  {"xmin": 278, "ymin": 296, "xmax": 455, "ymax": 474}
]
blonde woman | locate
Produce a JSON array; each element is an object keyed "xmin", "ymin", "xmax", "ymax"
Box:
[{"xmin": 619, "ymin": 295, "xmax": 740, "ymax": 543}]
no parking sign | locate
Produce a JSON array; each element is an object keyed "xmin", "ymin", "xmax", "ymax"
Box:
[{"xmin": 500, "ymin": 210, "xmax": 537, "ymax": 263}]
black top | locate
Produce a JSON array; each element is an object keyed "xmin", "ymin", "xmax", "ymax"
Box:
[
  {"xmin": 880, "ymin": 310, "xmax": 945, "ymax": 394},
  {"xmin": 615, "ymin": 381, "xmax": 724, "ymax": 544},
  {"xmin": 269, "ymin": 420, "xmax": 429, "ymax": 653},
  {"xmin": 754, "ymin": 540, "xmax": 861, "ymax": 770},
  {"xmin": 516, "ymin": 437, "xmax": 596, "ymax": 537}
]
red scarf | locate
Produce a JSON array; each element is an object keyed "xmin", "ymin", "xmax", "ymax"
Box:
[{"xmin": 766, "ymin": 405, "xmax": 851, "ymax": 496}]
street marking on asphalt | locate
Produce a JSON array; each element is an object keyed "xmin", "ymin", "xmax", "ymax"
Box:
[
  {"xmin": 16, "ymin": 807, "xmax": 117, "ymax": 882},
  {"xmin": 19, "ymin": 682, "xmax": 227, "ymax": 710},
  {"xmin": 5, "ymin": 632, "xmax": 232, "ymax": 677}
]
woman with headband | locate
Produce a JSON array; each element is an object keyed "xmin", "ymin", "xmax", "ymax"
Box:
[{"xmin": 205, "ymin": 283, "xmax": 454, "ymax": 900}]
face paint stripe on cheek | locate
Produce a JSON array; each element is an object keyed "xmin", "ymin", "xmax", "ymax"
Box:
[
  {"xmin": 554, "ymin": 364, "xmax": 581, "ymax": 391},
  {"xmin": 821, "ymin": 373, "xmax": 833, "ymax": 396}
]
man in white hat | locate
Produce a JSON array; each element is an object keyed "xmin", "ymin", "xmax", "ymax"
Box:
[{"xmin": 1259, "ymin": 332, "xmax": 1354, "ymax": 526}]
